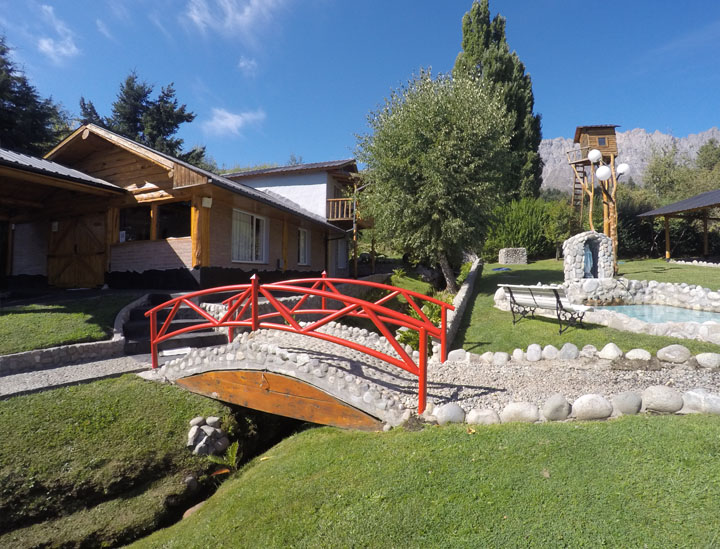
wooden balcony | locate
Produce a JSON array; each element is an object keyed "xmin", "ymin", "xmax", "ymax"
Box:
[
  {"xmin": 327, "ymin": 198, "xmax": 354, "ymax": 221},
  {"xmin": 327, "ymin": 198, "xmax": 372, "ymax": 228},
  {"xmin": 566, "ymin": 147, "xmax": 592, "ymax": 165}
]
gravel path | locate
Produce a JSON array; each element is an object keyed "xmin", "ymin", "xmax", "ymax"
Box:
[
  {"xmin": 429, "ymin": 358, "xmax": 720, "ymax": 412},
  {"xmin": 5, "ymin": 329, "xmax": 720, "ymax": 415},
  {"xmin": 0, "ymin": 355, "xmax": 151, "ymax": 398},
  {"xmin": 165, "ymin": 328, "xmax": 720, "ymax": 413}
]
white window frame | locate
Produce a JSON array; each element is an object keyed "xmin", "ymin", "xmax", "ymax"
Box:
[
  {"xmin": 298, "ymin": 228, "xmax": 311, "ymax": 266},
  {"xmin": 231, "ymin": 209, "xmax": 268, "ymax": 264}
]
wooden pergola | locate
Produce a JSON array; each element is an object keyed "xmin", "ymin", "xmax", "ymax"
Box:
[{"xmin": 638, "ymin": 189, "xmax": 720, "ymax": 258}]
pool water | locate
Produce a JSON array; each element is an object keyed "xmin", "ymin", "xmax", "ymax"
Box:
[{"xmin": 600, "ymin": 304, "xmax": 720, "ymax": 324}]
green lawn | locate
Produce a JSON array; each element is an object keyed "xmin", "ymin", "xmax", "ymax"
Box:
[
  {"xmin": 0, "ymin": 375, "xmax": 234, "ymax": 548},
  {"xmin": 0, "ymin": 292, "xmax": 140, "ymax": 355},
  {"xmin": 132, "ymin": 415, "xmax": 720, "ymax": 548},
  {"xmin": 455, "ymin": 259, "xmax": 720, "ymax": 355}
]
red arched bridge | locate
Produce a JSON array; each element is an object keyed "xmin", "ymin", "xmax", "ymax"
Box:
[{"xmin": 145, "ymin": 274, "xmax": 454, "ymax": 427}]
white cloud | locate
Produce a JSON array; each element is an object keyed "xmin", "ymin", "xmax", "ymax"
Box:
[
  {"xmin": 237, "ymin": 56, "xmax": 258, "ymax": 75},
  {"xmin": 203, "ymin": 107, "xmax": 266, "ymax": 136},
  {"xmin": 37, "ymin": 5, "xmax": 79, "ymax": 64},
  {"xmin": 184, "ymin": 0, "xmax": 285, "ymax": 39},
  {"xmin": 149, "ymin": 11, "xmax": 174, "ymax": 42},
  {"xmin": 96, "ymin": 18, "xmax": 114, "ymax": 40}
]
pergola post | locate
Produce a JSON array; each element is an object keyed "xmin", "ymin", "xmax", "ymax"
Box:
[
  {"xmin": 704, "ymin": 213, "xmax": 709, "ymax": 257},
  {"xmin": 664, "ymin": 216, "xmax": 671, "ymax": 259}
]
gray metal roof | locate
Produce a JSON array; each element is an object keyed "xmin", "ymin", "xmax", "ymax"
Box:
[
  {"xmin": 0, "ymin": 147, "xmax": 123, "ymax": 192},
  {"xmin": 224, "ymin": 159, "xmax": 357, "ymax": 179},
  {"xmin": 638, "ymin": 189, "xmax": 720, "ymax": 217},
  {"xmin": 79, "ymin": 125, "xmax": 345, "ymax": 232}
]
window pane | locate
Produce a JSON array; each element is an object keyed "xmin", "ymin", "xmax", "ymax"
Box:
[
  {"xmin": 119, "ymin": 206, "xmax": 151, "ymax": 242},
  {"xmin": 233, "ymin": 211, "xmax": 253, "ymax": 262},
  {"xmin": 298, "ymin": 229, "xmax": 307, "ymax": 264},
  {"xmin": 254, "ymin": 217, "xmax": 265, "ymax": 262},
  {"xmin": 157, "ymin": 201, "xmax": 191, "ymax": 238}
]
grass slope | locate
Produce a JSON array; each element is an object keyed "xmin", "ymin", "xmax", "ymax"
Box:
[
  {"xmin": 0, "ymin": 375, "xmax": 232, "ymax": 548},
  {"xmin": 0, "ymin": 293, "xmax": 140, "ymax": 355},
  {"xmin": 133, "ymin": 415, "xmax": 720, "ymax": 548},
  {"xmin": 455, "ymin": 259, "xmax": 720, "ymax": 355}
]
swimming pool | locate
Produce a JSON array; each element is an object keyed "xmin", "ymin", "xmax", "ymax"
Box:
[{"xmin": 599, "ymin": 304, "xmax": 720, "ymax": 324}]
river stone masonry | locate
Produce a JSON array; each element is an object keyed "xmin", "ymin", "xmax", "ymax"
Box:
[
  {"xmin": 499, "ymin": 248, "xmax": 527, "ymax": 264},
  {"xmin": 563, "ymin": 231, "xmax": 614, "ymax": 281},
  {"xmin": 187, "ymin": 416, "xmax": 230, "ymax": 456},
  {"xmin": 495, "ymin": 276, "xmax": 720, "ymax": 344},
  {"xmin": 146, "ymin": 323, "xmax": 418, "ymax": 428}
]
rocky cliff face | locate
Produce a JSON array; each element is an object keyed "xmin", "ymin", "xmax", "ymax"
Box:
[{"xmin": 540, "ymin": 127, "xmax": 720, "ymax": 191}]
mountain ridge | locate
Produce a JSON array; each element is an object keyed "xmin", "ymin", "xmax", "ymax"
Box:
[{"xmin": 539, "ymin": 126, "xmax": 720, "ymax": 191}]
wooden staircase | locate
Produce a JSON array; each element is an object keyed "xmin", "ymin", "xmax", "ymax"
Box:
[{"xmin": 572, "ymin": 165, "xmax": 586, "ymax": 210}]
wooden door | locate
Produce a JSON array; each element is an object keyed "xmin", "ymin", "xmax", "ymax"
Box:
[{"xmin": 48, "ymin": 213, "xmax": 106, "ymax": 288}]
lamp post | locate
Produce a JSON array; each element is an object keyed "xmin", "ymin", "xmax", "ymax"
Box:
[{"xmin": 587, "ymin": 148, "xmax": 629, "ymax": 273}]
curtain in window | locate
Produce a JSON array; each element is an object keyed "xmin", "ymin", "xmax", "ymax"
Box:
[{"xmin": 233, "ymin": 210, "xmax": 253, "ymax": 262}]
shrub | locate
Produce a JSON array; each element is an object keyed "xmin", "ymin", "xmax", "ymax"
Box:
[{"xmin": 482, "ymin": 197, "xmax": 565, "ymax": 261}]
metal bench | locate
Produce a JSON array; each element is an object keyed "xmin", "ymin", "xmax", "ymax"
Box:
[{"xmin": 498, "ymin": 283, "xmax": 592, "ymax": 334}]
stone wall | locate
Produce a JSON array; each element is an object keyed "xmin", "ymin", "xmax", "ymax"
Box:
[
  {"xmin": 562, "ymin": 231, "xmax": 613, "ymax": 281},
  {"xmin": 565, "ymin": 277, "xmax": 720, "ymax": 311},
  {"xmin": 0, "ymin": 294, "xmax": 149, "ymax": 376},
  {"xmin": 498, "ymin": 248, "xmax": 527, "ymax": 265},
  {"xmin": 445, "ymin": 258, "xmax": 483, "ymax": 349},
  {"xmin": 495, "ymin": 277, "xmax": 720, "ymax": 345}
]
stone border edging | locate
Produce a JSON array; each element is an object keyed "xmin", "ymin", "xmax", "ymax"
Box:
[
  {"xmin": 445, "ymin": 258, "xmax": 483, "ymax": 350},
  {"xmin": 671, "ymin": 259, "xmax": 720, "ymax": 268},
  {"xmin": 0, "ymin": 293, "xmax": 149, "ymax": 376},
  {"xmin": 426, "ymin": 342, "xmax": 720, "ymax": 427},
  {"xmin": 496, "ymin": 280, "xmax": 720, "ymax": 345}
]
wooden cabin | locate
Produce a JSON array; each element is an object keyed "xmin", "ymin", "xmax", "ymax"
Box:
[
  {"xmin": 568, "ymin": 125, "xmax": 619, "ymax": 165},
  {"xmin": 1, "ymin": 124, "xmax": 348, "ymax": 289}
]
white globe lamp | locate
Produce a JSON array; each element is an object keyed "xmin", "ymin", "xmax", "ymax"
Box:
[
  {"xmin": 588, "ymin": 149, "xmax": 603, "ymax": 164},
  {"xmin": 596, "ymin": 165, "xmax": 612, "ymax": 181},
  {"xmin": 616, "ymin": 163, "xmax": 630, "ymax": 176}
]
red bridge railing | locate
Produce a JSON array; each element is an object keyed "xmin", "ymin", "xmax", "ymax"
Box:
[{"xmin": 145, "ymin": 273, "xmax": 454, "ymax": 413}]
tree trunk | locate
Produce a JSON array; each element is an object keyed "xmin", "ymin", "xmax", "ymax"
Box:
[{"xmin": 438, "ymin": 252, "xmax": 459, "ymax": 294}]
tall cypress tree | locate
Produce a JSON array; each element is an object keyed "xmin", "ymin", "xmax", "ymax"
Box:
[{"xmin": 454, "ymin": 0, "xmax": 543, "ymax": 198}]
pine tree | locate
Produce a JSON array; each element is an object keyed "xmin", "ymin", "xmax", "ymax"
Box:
[
  {"xmin": 79, "ymin": 71, "xmax": 213, "ymax": 170},
  {"xmin": 454, "ymin": 0, "xmax": 543, "ymax": 198},
  {"xmin": 0, "ymin": 36, "xmax": 70, "ymax": 155}
]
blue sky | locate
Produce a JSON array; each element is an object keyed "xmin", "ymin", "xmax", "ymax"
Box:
[{"xmin": 1, "ymin": 0, "xmax": 719, "ymax": 168}]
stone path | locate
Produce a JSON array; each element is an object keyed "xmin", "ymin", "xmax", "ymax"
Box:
[
  {"xmin": 5, "ymin": 322, "xmax": 720, "ymax": 427},
  {"xmin": 0, "ymin": 355, "xmax": 151, "ymax": 398}
]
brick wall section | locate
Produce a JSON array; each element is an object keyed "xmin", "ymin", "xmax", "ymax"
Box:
[
  {"xmin": 110, "ymin": 237, "xmax": 192, "ymax": 273},
  {"xmin": 209, "ymin": 189, "xmax": 327, "ymax": 273},
  {"xmin": 12, "ymin": 222, "xmax": 48, "ymax": 276}
]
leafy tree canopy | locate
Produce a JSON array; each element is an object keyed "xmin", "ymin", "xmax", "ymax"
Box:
[
  {"xmin": 696, "ymin": 138, "xmax": 720, "ymax": 172},
  {"xmin": 80, "ymin": 71, "xmax": 215, "ymax": 171},
  {"xmin": 0, "ymin": 35, "xmax": 70, "ymax": 155},
  {"xmin": 356, "ymin": 71, "xmax": 512, "ymax": 292},
  {"xmin": 454, "ymin": 0, "xmax": 543, "ymax": 198},
  {"xmin": 645, "ymin": 143, "xmax": 720, "ymax": 204}
]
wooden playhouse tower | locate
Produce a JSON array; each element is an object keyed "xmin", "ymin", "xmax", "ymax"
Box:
[{"xmin": 566, "ymin": 124, "xmax": 622, "ymax": 271}]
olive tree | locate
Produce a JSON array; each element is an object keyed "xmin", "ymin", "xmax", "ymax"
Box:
[{"xmin": 356, "ymin": 71, "xmax": 513, "ymax": 292}]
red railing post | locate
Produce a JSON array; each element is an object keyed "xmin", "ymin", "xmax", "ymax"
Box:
[
  {"xmin": 228, "ymin": 302, "xmax": 235, "ymax": 344},
  {"xmin": 440, "ymin": 306, "xmax": 448, "ymax": 363},
  {"xmin": 150, "ymin": 311, "xmax": 159, "ymax": 369},
  {"xmin": 250, "ymin": 274, "xmax": 259, "ymax": 331},
  {"xmin": 418, "ymin": 327, "xmax": 427, "ymax": 414},
  {"xmin": 321, "ymin": 270, "xmax": 327, "ymax": 311}
]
